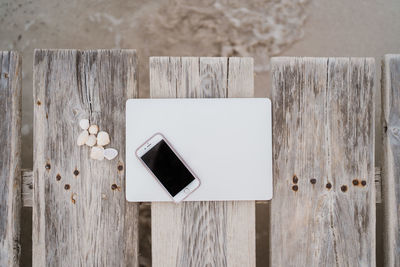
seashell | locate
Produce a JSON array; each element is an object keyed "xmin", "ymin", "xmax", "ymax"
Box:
[
  {"xmin": 90, "ymin": 146, "xmax": 104, "ymax": 160},
  {"xmin": 85, "ymin": 134, "xmax": 97, "ymax": 147},
  {"xmin": 79, "ymin": 119, "xmax": 89, "ymax": 130},
  {"xmin": 97, "ymin": 131, "xmax": 110, "ymax": 146},
  {"xmin": 88, "ymin": 125, "xmax": 99, "ymax": 135},
  {"xmin": 104, "ymin": 148, "xmax": 118, "ymax": 160},
  {"xmin": 77, "ymin": 130, "xmax": 89, "ymax": 146}
]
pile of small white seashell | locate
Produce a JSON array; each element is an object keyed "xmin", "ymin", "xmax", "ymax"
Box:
[{"xmin": 77, "ymin": 119, "xmax": 118, "ymax": 161}]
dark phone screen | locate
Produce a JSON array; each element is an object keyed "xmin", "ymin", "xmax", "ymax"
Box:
[{"xmin": 141, "ymin": 139, "xmax": 195, "ymax": 197}]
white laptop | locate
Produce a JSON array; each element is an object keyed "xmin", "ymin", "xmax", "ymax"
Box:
[{"xmin": 126, "ymin": 98, "xmax": 273, "ymax": 202}]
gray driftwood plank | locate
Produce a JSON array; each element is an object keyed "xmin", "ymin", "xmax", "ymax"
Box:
[
  {"xmin": 0, "ymin": 51, "xmax": 22, "ymax": 267},
  {"xmin": 33, "ymin": 49, "xmax": 139, "ymax": 266},
  {"xmin": 150, "ymin": 57, "xmax": 256, "ymax": 267},
  {"xmin": 21, "ymin": 167, "xmax": 383, "ymax": 208},
  {"xmin": 271, "ymin": 57, "xmax": 375, "ymax": 266},
  {"xmin": 382, "ymin": 54, "xmax": 400, "ymax": 267}
]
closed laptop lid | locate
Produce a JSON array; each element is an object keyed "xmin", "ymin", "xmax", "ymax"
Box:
[{"xmin": 126, "ymin": 98, "xmax": 272, "ymax": 201}]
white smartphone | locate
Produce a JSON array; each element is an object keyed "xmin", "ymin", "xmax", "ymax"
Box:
[{"xmin": 136, "ymin": 133, "xmax": 201, "ymax": 202}]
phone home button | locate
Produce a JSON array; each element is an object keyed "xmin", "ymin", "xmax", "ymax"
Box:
[{"xmin": 184, "ymin": 188, "xmax": 190, "ymax": 194}]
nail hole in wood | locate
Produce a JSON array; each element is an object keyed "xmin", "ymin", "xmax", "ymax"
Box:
[
  {"xmin": 73, "ymin": 169, "xmax": 79, "ymax": 176},
  {"xmin": 326, "ymin": 183, "xmax": 332, "ymax": 190},
  {"xmin": 56, "ymin": 174, "xmax": 61, "ymax": 181},
  {"xmin": 341, "ymin": 185, "xmax": 348, "ymax": 192},
  {"xmin": 361, "ymin": 180, "xmax": 367, "ymax": 186},
  {"xmin": 111, "ymin": 184, "xmax": 121, "ymax": 191},
  {"xmin": 64, "ymin": 184, "xmax": 70, "ymax": 190},
  {"xmin": 292, "ymin": 185, "xmax": 298, "ymax": 192},
  {"xmin": 37, "ymin": 100, "xmax": 41, "ymax": 106},
  {"xmin": 117, "ymin": 165, "xmax": 123, "ymax": 171},
  {"xmin": 28, "ymin": 184, "xmax": 33, "ymax": 190},
  {"xmin": 352, "ymin": 179, "xmax": 359, "ymax": 186},
  {"xmin": 292, "ymin": 175, "xmax": 298, "ymax": 184},
  {"xmin": 45, "ymin": 163, "xmax": 51, "ymax": 170},
  {"xmin": 4, "ymin": 73, "xmax": 8, "ymax": 78},
  {"xmin": 310, "ymin": 178, "xmax": 316, "ymax": 184}
]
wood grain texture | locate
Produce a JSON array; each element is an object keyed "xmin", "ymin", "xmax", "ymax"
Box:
[
  {"xmin": 150, "ymin": 57, "xmax": 256, "ymax": 267},
  {"xmin": 20, "ymin": 167, "xmax": 382, "ymax": 209},
  {"xmin": 382, "ymin": 54, "xmax": 400, "ymax": 267},
  {"xmin": 0, "ymin": 51, "xmax": 22, "ymax": 267},
  {"xmin": 271, "ymin": 57, "xmax": 375, "ymax": 266},
  {"xmin": 33, "ymin": 49, "xmax": 139, "ymax": 266}
]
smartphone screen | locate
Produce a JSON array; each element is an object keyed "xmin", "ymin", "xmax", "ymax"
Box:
[{"xmin": 140, "ymin": 139, "xmax": 195, "ymax": 197}]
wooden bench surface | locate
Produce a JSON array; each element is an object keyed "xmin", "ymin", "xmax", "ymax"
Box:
[
  {"xmin": 150, "ymin": 57, "xmax": 256, "ymax": 267},
  {"xmin": 32, "ymin": 50, "xmax": 139, "ymax": 266},
  {"xmin": 2, "ymin": 49, "xmax": 400, "ymax": 266},
  {"xmin": 0, "ymin": 51, "xmax": 22, "ymax": 267},
  {"xmin": 271, "ymin": 57, "xmax": 376, "ymax": 266}
]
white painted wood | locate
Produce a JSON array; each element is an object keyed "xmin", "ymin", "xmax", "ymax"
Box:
[
  {"xmin": 382, "ymin": 54, "xmax": 400, "ymax": 267},
  {"xmin": 271, "ymin": 57, "xmax": 375, "ymax": 266},
  {"xmin": 0, "ymin": 51, "xmax": 22, "ymax": 267},
  {"xmin": 151, "ymin": 57, "xmax": 255, "ymax": 267},
  {"xmin": 33, "ymin": 49, "xmax": 139, "ymax": 266}
]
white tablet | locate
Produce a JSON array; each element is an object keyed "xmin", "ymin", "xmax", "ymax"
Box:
[{"xmin": 126, "ymin": 98, "xmax": 273, "ymax": 202}]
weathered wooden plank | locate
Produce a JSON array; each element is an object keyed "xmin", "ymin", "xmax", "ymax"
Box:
[
  {"xmin": 33, "ymin": 49, "xmax": 139, "ymax": 266},
  {"xmin": 20, "ymin": 169, "xmax": 383, "ymax": 208},
  {"xmin": 0, "ymin": 51, "xmax": 22, "ymax": 267},
  {"xmin": 150, "ymin": 57, "xmax": 256, "ymax": 267},
  {"xmin": 382, "ymin": 54, "xmax": 400, "ymax": 267},
  {"xmin": 271, "ymin": 57, "xmax": 375, "ymax": 266},
  {"xmin": 21, "ymin": 167, "xmax": 383, "ymax": 208},
  {"xmin": 20, "ymin": 166, "xmax": 383, "ymax": 209}
]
